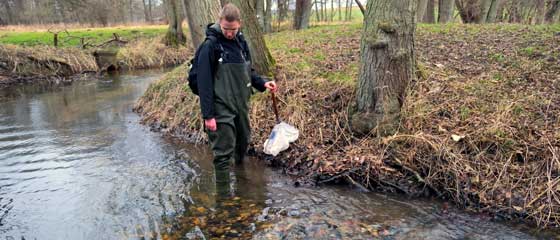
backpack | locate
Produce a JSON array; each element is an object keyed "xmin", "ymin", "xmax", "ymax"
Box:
[
  {"xmin": 187, "ymin": 34, "xmax": 249, "ymax": 95},
  {"xmin": 187, "ymin": 35, "xmax": 218, "ymax": 95}
]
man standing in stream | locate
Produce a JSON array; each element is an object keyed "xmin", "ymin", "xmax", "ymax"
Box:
[{"xmin": 196, "ymin": 3, "xmax": 278, "ymax": 187}]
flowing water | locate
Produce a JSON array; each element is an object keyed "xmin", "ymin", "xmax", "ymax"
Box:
[{"xmin": 0, "ymin": 70, "xmax": 556, "ymax": 240}]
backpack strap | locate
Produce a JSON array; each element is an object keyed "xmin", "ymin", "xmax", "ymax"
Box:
[{"xmin": 235, "ymin": 33, "xmax": 250, "ymax": 61}]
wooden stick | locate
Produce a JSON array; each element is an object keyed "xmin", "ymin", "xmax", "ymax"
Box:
[{"xmin": 271, "ymin": 91, "xmax": 281, "ymax": 124}]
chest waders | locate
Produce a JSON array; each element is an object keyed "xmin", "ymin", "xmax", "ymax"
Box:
[{"xmin": 206, "ymin": 41, "xmax": 253, "ymax": 196}]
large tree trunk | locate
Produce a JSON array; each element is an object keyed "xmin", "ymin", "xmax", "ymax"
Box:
[
  {"xmin": 423, "ymin": 0, "xmax": 436, "ymax": 23},
  {"xmin": 546, "ymin": 0, "xmax": 560, "ymax": 23},
  {"xmin": 438, "ymin": 0, "xmax": 455, "ymax": 23},
  {"xmin": 416, "ymin": 0, "xmax": 429, "ymax": 22},
  {"xmin": 294, "ymin": 0, "xmax": 313, "ymax": 29},
  {"xmin": 164, "ymin": 0, "xmax": 186, "ymax": 46},
  {"xmin": 486, "ymin": 0, "xmax": 502, "ymax": 23},
  {"xmin": 184, "ymin": 0, "xmax": 220, "ymax": 49},
  {"xmin": 230, "ymin": 0, "xmax": 275, "ymax": 75},
  {"xmin": 351, "ymin": 0, "xmax": 416, "ymax": 136}
]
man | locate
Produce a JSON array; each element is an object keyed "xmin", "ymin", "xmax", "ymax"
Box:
[{"xmin": 197, "ymin": 3, "xmax": 277, "ymax": 175}]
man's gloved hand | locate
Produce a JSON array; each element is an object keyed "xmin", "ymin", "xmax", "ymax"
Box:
[
  {"xmin": 264, "ymin": 81, "xmax": 278, "ymax": 92},
  {"xmin": 205, "ymin": 118, "xmax": 217, "ymax": 132}
]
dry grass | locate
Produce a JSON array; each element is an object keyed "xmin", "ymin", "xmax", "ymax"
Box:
[
  {"xmin": 0, "ymin": 44, "xmax": 97, "ymax": 76},
  {"xmin": 117, "ymin": 37, "xmax": 192, "ymax": 70}
]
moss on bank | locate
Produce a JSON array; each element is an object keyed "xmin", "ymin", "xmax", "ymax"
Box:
[{"xmin": 135, "ymin": 23, "xmax": 560, "ymax": 228}]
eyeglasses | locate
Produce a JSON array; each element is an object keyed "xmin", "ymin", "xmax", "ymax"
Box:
[{"xmin": 221, "ymin": 26, "xmax": 239, "ymax": 33}]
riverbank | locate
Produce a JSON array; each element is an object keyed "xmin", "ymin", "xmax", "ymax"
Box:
[
  {"xmin": 0, "ymin": 27, "xmax": 191, "ymax": 88},
  {"xmin": 134, "ymin": 23, "xmax": 560, "ymax": 228}
]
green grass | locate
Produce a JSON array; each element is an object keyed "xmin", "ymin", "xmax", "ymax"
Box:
[
  {"xmin": 0, "ymin": 25, "xmax": 167, "ymax": 47},
  {"xmin": 308, "ymin": 6, "xmax": 364, "ymax": 23}
]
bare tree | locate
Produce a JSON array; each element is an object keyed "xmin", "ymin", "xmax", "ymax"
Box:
[
  {"xmin": 230, "ymin": 0, "xmax": 275, "ymax": 75},
  {"xmin": 486, "ymin": 0, "xmax": 502, "ymax": 23},
  {"xmin": 438, "ymin": 0, "xmax": 455, "ymax": 23},
  {"xmin": 352, "ymin": 0, "xmax": 416, "ymax": 136},
  {"xmin": 163, "ymin": 0, "xmax": 185, "ymax": 46},
  {"xmin": 255, "ymin": 0, "xmax": 265, "ymax": 30},
  {"xmin": 278, "ymin": 0, "xmax": 288, "ymax": 22},
  {"xmin": 535, "ymin": 0, "xmax": 546, "ymax": 24},
  {"xmin": 264, "ymin": 0, "xmax": 272, "ymax": 32},
  {"xmin": 423, "ymin": 0, "xmax": 435, "ymax": 23},
  {"xmin": 184, "ymin": 0, "xmax": 220, "ymax": 48},
  {"xmin": 294, "ymin": 0, "xmax": 313, "ymax": 29},
  {"xmin": 477, "ymin": 0, "xmax": 491, "ymax": 23},
  {"xmin": 545, "ymin": 0, "xmax": 560, "ymax": 23},
  {"xmin": 416, "ymin": 0, "xmax": 429, "ymax": 22}
]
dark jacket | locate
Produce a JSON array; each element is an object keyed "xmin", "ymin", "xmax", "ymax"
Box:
[{"xmin": 197, "ymin": 23, "xmax": 267, "ymax": 120}]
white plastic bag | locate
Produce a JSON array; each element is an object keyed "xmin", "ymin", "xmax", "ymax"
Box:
[{"xmin": 263, "ymin": 121, "xmax": 299, "ymax": 156}]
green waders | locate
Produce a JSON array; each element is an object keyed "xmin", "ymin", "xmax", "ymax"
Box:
[{"xmin": 207, "ymin": 56, "xmax": 253, "ymax": 197}]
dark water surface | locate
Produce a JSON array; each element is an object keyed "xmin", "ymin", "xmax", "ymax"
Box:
[{"xmin": 0, "ymin": 70, "xmax": 556, "ymax": 239}]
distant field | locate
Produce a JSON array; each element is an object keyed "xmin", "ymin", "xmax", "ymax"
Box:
[{"xmin": 0, "ymin": 25, "xmax": 167, "ymax": 47}]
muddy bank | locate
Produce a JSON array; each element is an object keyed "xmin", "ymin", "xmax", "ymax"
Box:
[
  {"xmin": 134, "ymin": 23, "xmax": 560, "ymax": 228},
  {"xmin": 0, "ymin": 37, "xmax": 191, "ymax": 88}
]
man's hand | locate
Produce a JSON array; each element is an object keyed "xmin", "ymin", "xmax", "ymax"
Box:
[
  {"xmin": 264, "ymin": 81, "xmax": 278, "ymax": 93},
  {"xmin": 205, "ymin": 118, "xmax": 217, "ymax": 131}
]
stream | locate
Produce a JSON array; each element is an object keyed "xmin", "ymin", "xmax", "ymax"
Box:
[{"xmin": 0, "ymin": 70, "xmax": 556, "ymax": 239}]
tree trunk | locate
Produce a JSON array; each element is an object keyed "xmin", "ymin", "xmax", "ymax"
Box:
[
  {"xmin": 456, "ymin": 0, "xmax": 483, "ymax": 23},
  {"xmin": 535, "ymin": 0, "xmax": 546, "ymax": 24},
  {"xmin": 546, "ymin": 0, "xmax": 560, "ymax": 23},
  {"xmin": 143, "ymin": 0, "xmax": 150, "ymax": 22},
  {"xmin": 354, "ymin": 0, "xmax": 366, "ymax": 15},
  {"xmin": 345, "ymin": 0, "xmax": 350, "ymax": 21},
  {"xmin": 320, "ymin": 0, "xmax": 325, "ymax": 21},
  {"xmin": 416, "ymin": 0, "xmax": 429, "ymax": 22},
  {"xmin": 331, "ymin": 0, "xmax": 334, "ymax": 21},
  {"xmin": 278, "ymin": 0, "xmax": 288, "ymax": 22},
  {"xmin": 315, "ymin": 0, "xmax": 321, "ymax": 21},
  {"xmin": 423, "ymin": 0, "xmax": 435, "ymax": 23},
  {"xmin": 184, "ymin": 0, "xmax": 220, "ymax": 49},
  {"xmin": 348, "ymin": 0, "xmax": 353, "ymax": 20},
  {"xmin": 255, "ymin": 0, "xmax": 265, "ymax": 30},
  {"xmin": 230, "ymin": 0, "xmax": 275, "ymax": 75},
  {"xmin": 264, "ymin": 0, "xmax": 272, "ymax": 32},
  {"xmin": 148, "ymin": 0, "xmax": 153, "ymax": 23},
  {"xmin": 486, "ymin": 0, "xmax": 501, "ymax": 23},
  {"xmin": 438, "ymin": 0, "xmax": 455, "ymax": 23},
  {"xmin": 352, "ymin": 0, "xmax": 416, "ymax": 136},
  {"xmin": 477, "ymin": 0, "xmax": 493, "ymax": 23},
  {"xmin": 164, "ymin": 0, "xmax": 186, "ymax": 46},
  {"xmin": 338, "ymin": 0, "xmax": 342, "ymax": 21},
  {"xmin": 294, "ymin": 0, "xmax": 313, "ymax": 29}
]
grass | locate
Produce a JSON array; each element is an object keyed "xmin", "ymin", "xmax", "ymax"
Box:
[{"xmin": 0, "ymin": 25, "xmax": 167, "ymax": 47}]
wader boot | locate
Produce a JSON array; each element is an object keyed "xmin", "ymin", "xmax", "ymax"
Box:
[{"xmin": 207, "ymin": 47, "xmax": 253, "ymax": 185}]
